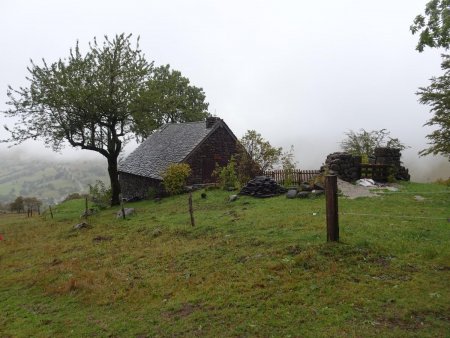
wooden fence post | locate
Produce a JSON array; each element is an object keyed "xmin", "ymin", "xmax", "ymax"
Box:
[
  {"xmin": 84, "ymin": 197, "xmax": 88, "ymax": 220},
  {"xmin": 49, "ymin": 205, "xmax": 54, "ymax": 219},
  {"xmin": 189, "ymin": 191, "xmax": 195, "ymax": 227},
  {"xmin": 325, "ymin": 175, "xmax": 339, "ymax": 242},
  {"xmin": 120, "ymin": 194, "xmax": 126, "ymax": 220}
]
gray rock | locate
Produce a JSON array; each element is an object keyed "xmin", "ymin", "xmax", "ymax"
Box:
[
  {"xmin": 311, "ymin": 190, "xmax": 325, "ymax": 197},
  {"xmin": 229, "ymin": 194, "xmax": 239, "ymax": 202},
  {"xmin": 300, "ymin": 183, "xmax": 312, "ymax": 191},
  {"xmin": 286, "ymin": 189, "xmax": 297, "ymax": 199},
  {"xmin": 116, "ymin": 208, "xmax": 135, "ymax": 218},
  {"xmin": 74, "ymin": 222, "xmax": 90, "ymax": 230},
  {"xmin": 297, "ymin": 191, "xmax": 310, "ymax": 198}
]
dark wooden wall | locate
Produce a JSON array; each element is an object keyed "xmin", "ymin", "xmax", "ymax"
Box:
[{"xmin": 185, "ymin": 125, "xmax": 237, "ymax": 184}]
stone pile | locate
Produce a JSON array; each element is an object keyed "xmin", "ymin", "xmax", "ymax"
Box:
[
  {"xmin": 239, "ymin": 176, "xmax": 287, "ymax": 198},
  {"xmin": 322, "ymin": 152, "xmax": 360, "ymax": 182}
]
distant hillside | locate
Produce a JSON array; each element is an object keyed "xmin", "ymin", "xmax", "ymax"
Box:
[{"xmin": 0, "ymin": 151, "xmax": 108, "ymax": 205}]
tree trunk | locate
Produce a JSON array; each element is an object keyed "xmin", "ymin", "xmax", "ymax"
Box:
[{"xmin": 107, "ymin": 156, "xmax": 121, "ymax": 206}]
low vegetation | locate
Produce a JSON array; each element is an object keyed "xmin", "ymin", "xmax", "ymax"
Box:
[{"xmin": 0, "ymin": 182, "xmax": 449, "ymax": 337}]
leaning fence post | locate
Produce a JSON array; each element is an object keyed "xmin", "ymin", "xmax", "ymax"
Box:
[
  {"xmin": 188, "ymin": 191, "xmax": 195, "ymax": 227},
  {"xmin": 49, "ymin": 205, "xmax": 54, "ymax": 219},
  {"xmin": 325, "ymin": 175, "xmax": 339, "ymax": 242}
]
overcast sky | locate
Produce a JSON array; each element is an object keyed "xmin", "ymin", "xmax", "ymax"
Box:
[{"xmin": 0, "ymin": 0, "xmax": 448, "ymax": 181}]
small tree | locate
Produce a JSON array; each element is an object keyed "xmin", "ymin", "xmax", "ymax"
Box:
[
  {"xmin": 340, "ymin": 129, "xmax": 407, "ymax": 157},
  {"xmin": 162, "ymin": 163, "xmax": 191, "ymax": 195},
  {"xmin": 9, "ymin": 196, "xmax": 24, "ymax": 213},
  {"xmin": 417, "ymin": 55, "xmax": 450, "ymax": 159},
  {"xmin": 214, "ymin": 156, "xmax": 239, "ymax": 190},
  {"xmin": 239, "ymin": 130, "xmax": 282, "ymax": 172}
]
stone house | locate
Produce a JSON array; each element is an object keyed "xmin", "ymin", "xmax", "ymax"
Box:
[{"xmin": 118, "ymin": 117, "xmax": 238, "ymax": 199}]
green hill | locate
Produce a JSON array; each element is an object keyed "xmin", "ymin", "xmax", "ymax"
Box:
[
  {"xmin": 0, "ymin": 151, "xmax": 108, "ymax": 205},
  {"xmin": 0, "ymin": 182, "xmax": 449, "ymax": 337}
]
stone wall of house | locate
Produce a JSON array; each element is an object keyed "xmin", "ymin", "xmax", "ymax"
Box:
[
  {"xmin": 119, "ymin": 172, "xmax": 163, "ymax": 200},
  {"xmin": 185, "ymin": 125, "xmax": 237, "ymax": 184}
]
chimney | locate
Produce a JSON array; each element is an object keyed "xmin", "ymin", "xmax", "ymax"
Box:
[{"xmin": 206, "ymin": 116, "xmax": 220, "ymax": 128}]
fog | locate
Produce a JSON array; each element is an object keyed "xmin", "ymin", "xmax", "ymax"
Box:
[{"xmin": 0, "ymin": 0, "xmax": 448, "ymax": 181}]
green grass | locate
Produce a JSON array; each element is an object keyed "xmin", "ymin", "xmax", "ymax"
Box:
[{"xmin": 0, "ymin": 182, "xmax": 449, "ymax": 337}]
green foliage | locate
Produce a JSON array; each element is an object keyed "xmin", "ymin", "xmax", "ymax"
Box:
[
  {"xmin": 417, "ymin": 54, "xmax": 450, "ymax": 160},
  {"xmin": 234, "ymin": 143, "xmax": 261, "ymax": 185},
  {"xmin": 88, "ymin": 180, "xmax": 111, "ymax": 209},
  {"xmin": 340, "ymin": 129, "xmax": 407, "ymax": 157},
  {"xmin": 435, "ymin": 177, "xmax": 450, "ymax": 185},
  {"xmin": 280, "ymin": 145, "xmax": 297, "ymax": 187},
  {"xmin": 3, "ymin": 34, "xmax": 209, "ymax": 206},
  {"xmin": 410, "ymin": 0, "xmax": 450, "ymax": 52},
  {"xmin": 239, "ymin": 130, "xmax": 282, "ymax": 172},
  {"xmin": 214, "ymin": 156, "xmax": 239, "ymax": 190},
  {"xmin": 132, "ymin": 65, "xmax": 209, "ymax": 140},
  {"xmin": 162, "ymin": 163, "xmax": 191, "ymax": 195},
  {"xmin": 9, "ymin": 196, "xmax": 24, "ymax": 213}
]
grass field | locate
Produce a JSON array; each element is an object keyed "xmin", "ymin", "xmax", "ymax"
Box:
[{"xmin": 0, "ymin": 182, "xmax": 449, "ymax": 337}]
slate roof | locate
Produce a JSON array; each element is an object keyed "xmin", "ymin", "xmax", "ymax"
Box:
[{"xmin": 119, "ymin": 119, "xmax": 234, "ymax": 180}]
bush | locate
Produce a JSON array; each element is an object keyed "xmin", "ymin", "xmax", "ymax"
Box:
[
  {"xmin": 214, "ymin": 157, "xmax": 239, "ymax": 190},
  {"xmin": 63, "ymin": 192, "xmax": 87, "ymax": 202},
  {"xmin": 88, "ymin": 180, "xmax": 111, "ymax": 209},
  {"xmin": 162, "ymin": 163, "xmax": 192, "ymax": 195},
  {"xmin": 435, "ymin": 177, "xmax": 450, "ymax": 186}
]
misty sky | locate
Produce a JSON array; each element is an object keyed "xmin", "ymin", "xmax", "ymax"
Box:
[{"xmin": 0, "ymin": 0, "xmax": 448, "ymax": 181}]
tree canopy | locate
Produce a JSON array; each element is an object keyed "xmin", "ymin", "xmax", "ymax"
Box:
[
  {"xmin": 340, "ymin": 129, "xmax": 407, "ymax": 157},
  {"xmin": 417, "ymin": 55, "xmax": 450, "ymax": 159},
  {"xmin": 239, "ymin": 130, "xmax": 283, "ymax": 172},
  {"xmin": 410, "ymin": 0, "xmax": 450, "ymax": 52},
  {"xmin": 2, "ymin": 34, "xmax": 209, "ymax": 205}
]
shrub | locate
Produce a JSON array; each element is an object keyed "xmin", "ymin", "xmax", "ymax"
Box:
[
  {"xmin": 88, "ymin": 180, "xmax": 111, "ymax": 209},
  {"xmin": 214, "ymin": 156, "xmax": 239, "ymax": 190},
  {"xmin": 435, "ymin": 177, "xmax": 450, "ymax": 186},
  {"xmin": 63, "ymin": 192, "xmax": 87, "ymax": 202},
  {"xmin": 162, "ymin": 163, "xmax": 191, "ymax": 195}
]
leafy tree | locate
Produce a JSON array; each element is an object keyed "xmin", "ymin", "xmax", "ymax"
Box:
[
  {"xmin": 410, "ymin": 0, "xmax": 450, "ymax": 52},
  {"xmin": 2, "ymin": 34, "xmax": 209, "ymax": 205},
  {"xmin": 9, "ymin": 196, "xmax": 24, "ymax": 213},
  {"xmin": 417, "ymin": 55, "xmax": 450, "ymax": 159},
  {"xmin": 23, "ymin": 197, "xmax": 42, "ymax": 214},
  {"xmin": 340, "ymin": 129, "xmax": 407, "ymax": 157},
  {"xmin": 239, "ymin": 130, "xmax": 282, "ymax": 172},
  {"xmin": 132, "ymin": 65, "xmax": 209, "ymax": 140}
]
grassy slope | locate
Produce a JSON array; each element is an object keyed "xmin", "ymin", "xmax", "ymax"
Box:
[{"xmin": 0, "ymin": 182, "xmax": 449, "ymax": 337}]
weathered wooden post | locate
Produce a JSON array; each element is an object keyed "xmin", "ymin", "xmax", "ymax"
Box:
[
  {"xmin": 84, "ymin": 197, "xmax": 89, "ymax": 220},
  {"xmin": 189, "ymin": 191, "xmax": 195, "ymax": 227},
  {"xmin": 49, "ymin": 205, "xmax": 54, "ymax": 219},
  {"xmin": 325, "ymin": 175, "xmax": 339, "ymax": 242},
  {"xmin": 120, "ymin": 194, "xmax": 126, "ymax": 220}
]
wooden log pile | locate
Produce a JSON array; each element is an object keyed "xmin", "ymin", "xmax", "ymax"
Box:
[{"xmin": 239, "ymin": 176, "xmax": 287, "ymax": 198}]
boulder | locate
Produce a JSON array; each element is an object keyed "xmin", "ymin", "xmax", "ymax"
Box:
[
  {"xmin": 297, "ymin": 191, "xmax": 310, "ymax": 198},
  {"xmin": 116, "ymin": 208, "xmax": 135, "ymax": 218},
  {"xmin": 286, "ymin": 189, "xmax": 297, "ymax": 199}
]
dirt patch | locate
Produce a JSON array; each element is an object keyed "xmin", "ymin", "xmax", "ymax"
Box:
[
  {"xmin": 337, "ymin": 179, "xmax": 394, "ymax": 199},
  {"xmin": 162, "ymin": 303, "xmax": 200, "ymax": 319}
]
